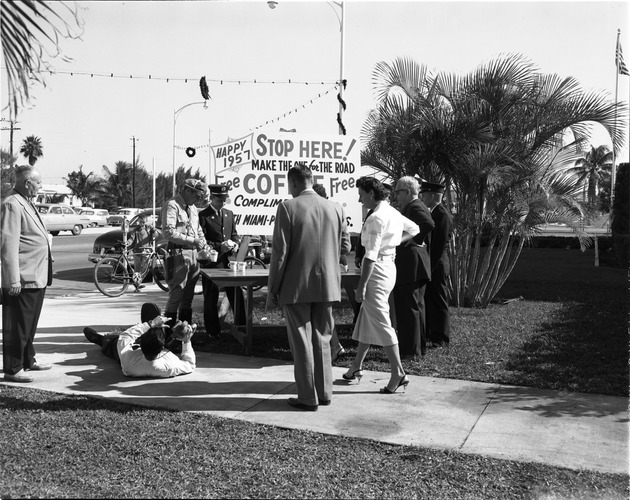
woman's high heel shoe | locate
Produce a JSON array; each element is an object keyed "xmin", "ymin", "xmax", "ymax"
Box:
[
  {"xmin": 380, "ymin": 375, "xmax": 409, "ymax": 394},
  {"xmin": 342, "ymin": 369, "xmax": 363, "ymax": 384}
]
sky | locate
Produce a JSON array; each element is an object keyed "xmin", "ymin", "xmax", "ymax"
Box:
[{"xmin": 1, "ymin": 0, "xmax": 629, "ymax": 185}]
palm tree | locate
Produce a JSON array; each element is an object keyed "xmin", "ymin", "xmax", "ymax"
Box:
[
  {"xmin": 1, "ymin": 148, "xmax": 19, "ymax": 198},
  {"xmin": 565, "ymin": 145, "xmax": 613, "ymax": 207},
  {"xmin": 363, "ymin": 54, "xmax": 628, "ymax": 307},
  {"xmin": 19, "ymin": 135, "xmax": 44, "ymax": 165},
  {"xmin": 1, "ymin": 0, "xmax": 83, "ymax": 117},
  {"xmin": 64, "ymin": 166, "xmax": 104, "ymax": 206},
  {"xmin": 102, "ymin": 161, "xmax": 133, "ymax": 207}
]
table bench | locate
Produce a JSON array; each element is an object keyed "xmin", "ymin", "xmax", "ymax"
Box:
[{"xmin": 199, "ymin": 268, "xmax": 361, "ymax": 355}]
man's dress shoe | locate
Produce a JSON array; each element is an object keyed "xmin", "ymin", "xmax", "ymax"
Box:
[
  {"xmin": 287, "ymin": 398, "xmax": 318, "ymax": 411},
  {"xmin": 26, "ymin": 363, "xmax": 52, "ymax": 371},
  {"xmin": 83, "ymin": 327, "xmax": 103, "ymax": 346},
  {"xmin": 4, "ymin": 372, "xmax": 33, "ymax": 383}
]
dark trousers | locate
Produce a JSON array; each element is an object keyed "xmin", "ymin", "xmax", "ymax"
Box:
[
  {"xmin": 425, "ymin": 264, "xmax": 450, "ymax": 344},
  {"xmin": 100, "ymin": 335, "xmax": 121, "ymax": 363},
  {"xmin": 2, "ymin": 288, "xmax": 46, "ymax": 374},
  {"xmin": 201, "ymin": 275, "xmax": 245, "ymax": 336},
  {"xmin": 393, "ymin": 280, "xmax": 428, "ymax": 356}
]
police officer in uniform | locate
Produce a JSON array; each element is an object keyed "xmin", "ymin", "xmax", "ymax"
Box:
[
  {"xmin": 161, "ymin": 178, "xmax": 209, "ymax": 336},
  {"xmin": 198, "ymin": 184, "xmax": 246, "ymax": 337},
  {"xmin": 420, "ymin": 181, "xmax": 453, "ymax": 348}
]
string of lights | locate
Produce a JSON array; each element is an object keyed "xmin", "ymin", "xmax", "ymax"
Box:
[
  {"xmin": 4, "ymin": 69, "xmax": 350, "ymax": 136},
  {"xmin": 251, "ymin": 84, "xmax": 339, "ymax": 131},
  {"xmin": 37, "ymin": 69, "xmax": 338, "ymax": 86},
  {"xmin": 174, "ymin": 144, "xmax": 209, "ymax": 151}
]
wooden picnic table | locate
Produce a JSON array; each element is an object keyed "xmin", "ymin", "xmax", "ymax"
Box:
[{"xmin": 199, "ymin": 268, "xmax": 361, "ymax": 355}]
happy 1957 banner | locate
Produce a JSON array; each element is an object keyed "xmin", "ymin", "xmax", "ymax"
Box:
[{"xmin": 211, "ymin": 131, "xmax": 371, "ymax": 235}]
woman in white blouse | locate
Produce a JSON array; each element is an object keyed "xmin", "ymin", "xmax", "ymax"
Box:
[{"xmin": 342, "ymin": 177, "xmax": 420, "ymax": 393}]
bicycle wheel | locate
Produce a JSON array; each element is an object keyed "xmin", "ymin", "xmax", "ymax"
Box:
[
  {"xmin": 94, "ymin": 256, "xmax": 131, "ymax": 297},
  {"xmin": 243, "ymin": 256, "xmax": 266, "ymax": 291},
  {"xmin": 151, "ymin": 247, "xmax": 169, "ymax": 292}
]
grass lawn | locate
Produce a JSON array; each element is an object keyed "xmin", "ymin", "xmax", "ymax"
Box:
[
  {"xmin": 1, "ymin": 386, "xmax": 627, "ymax": 499},
  {"xmin": 2, "ymin": 247, "xmax": 627, "ymax": 498}
]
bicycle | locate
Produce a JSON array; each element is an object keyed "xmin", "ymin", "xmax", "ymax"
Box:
[{"xmin": 93, "ymin": 228, "xmax": 169, "ymax": 297}]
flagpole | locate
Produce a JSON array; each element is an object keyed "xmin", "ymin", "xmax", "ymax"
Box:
[{"xmin": 610, "ymin": 29, "xmax": 629, "ymax": 211}]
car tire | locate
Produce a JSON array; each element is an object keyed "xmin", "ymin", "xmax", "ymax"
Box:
[{"xmin": 72, "ymin": 225, "xmax": 82, "ymax": 236}]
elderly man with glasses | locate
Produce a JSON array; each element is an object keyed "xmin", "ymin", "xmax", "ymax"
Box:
[
  {"xmin": 392, "ymin": 176, "xmax": 435, "ymax": 358},
  {"xmin": 161, "ymin": 178, "xmax": 209, "ymax": 349}
]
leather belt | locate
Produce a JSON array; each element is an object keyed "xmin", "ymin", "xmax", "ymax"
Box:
[
  {"xmin": 376, "ymin": 254, "xmax": 395, "ymax": 261},
  {"xmin": 168, "ymin": 244, "xmax": 195, "ymax": 251}
]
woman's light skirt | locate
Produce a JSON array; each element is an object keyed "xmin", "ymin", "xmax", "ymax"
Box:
[{"xmin": 352, "ymin": 259, "xmax": 397, "ymax": 346}]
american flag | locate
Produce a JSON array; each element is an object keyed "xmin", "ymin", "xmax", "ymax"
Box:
[{"xmin": 616, "ymin": 39, "xmax": 629, "ymax": 76}]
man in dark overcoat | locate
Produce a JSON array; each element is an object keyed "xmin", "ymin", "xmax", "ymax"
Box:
[
  {"xmin": 392, "ymin": 176, "xmax": 434, "ymax": 357},
  {"xmin": 420, "ymin": 181, "xmax": 453, "ymax": 348}
]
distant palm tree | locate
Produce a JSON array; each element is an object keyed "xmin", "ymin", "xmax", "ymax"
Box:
[
  {"xmin": 1, "ymin": 148, "xmax": 19, "ymax": 198},
  {"xmin": 102, "ymin": 161, "xmax": 133, "ymax": 207},
  {"xmin": 19, "ymin": 135, "xmax": 43, "ymax": 165},
  {"xmin": 566, "ymin": 145, "xmax": 613, "ymax": 206},
  {"xmin": 64, "ymin": 166, "xmax": 104, "ymax": 206},
  {"xmin": 1, "ymin": 0, "xmax": 83, "ymax": 117}
]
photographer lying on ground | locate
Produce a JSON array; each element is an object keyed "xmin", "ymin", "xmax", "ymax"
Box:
[{"xmin": 83, "ymin": 302, "xmax": 196, "ymax": 377}]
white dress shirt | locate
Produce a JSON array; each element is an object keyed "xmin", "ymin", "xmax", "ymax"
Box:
[
  {"xmin": 361, "ymin": 201, "xmax": 419, "ymax": 261},
  {"xmin": 117, "ymin": 322, "xmax": 196, "ymax": 378}
]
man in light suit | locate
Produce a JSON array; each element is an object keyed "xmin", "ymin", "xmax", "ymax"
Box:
[
  {"xmin": 392, "ymin": 176, "xmax": 435, "ymax": 357},
  {"xmin": 421, "ymin": 181, "xmax": 454, "ymax": 348},
  {"xmin": 268, "ymin": 166, "xmax": 350, "ymax": 411},
  {"xmin": 1, "ymin": 165, "xmax": 53, "ymax": 383}
]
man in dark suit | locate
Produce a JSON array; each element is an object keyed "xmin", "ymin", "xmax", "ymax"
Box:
[
  {"xmin": 198, "ymin": 184, "xmax": 245, "ymax": 338},
  {"xmin": 1, "ymin": 165, "xmax": 53, "ymax": 383},
  {"xmin": 420, "ymin": 181, "xmax": 453, "ymax": 348},
  {"xmin": 392, "ymin": 176, "xmax": 435, "ymax": 357}
]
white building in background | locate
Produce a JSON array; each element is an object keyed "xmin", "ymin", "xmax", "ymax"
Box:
[{"xmin": 35, "ymin": 184, "xmax": 82, "ymax": 206}]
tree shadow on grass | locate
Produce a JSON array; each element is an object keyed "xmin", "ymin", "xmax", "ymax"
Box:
[
  {"xmin": 494, "ymin": 248, "xmax": 628, "ymax": 397},
  {"xmin": 501, "ymin": 300, "xmax": 628, "ymax": 397}
]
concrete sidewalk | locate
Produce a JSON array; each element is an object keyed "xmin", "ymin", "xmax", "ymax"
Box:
[{"xmin": 1, "ymin": 284, "xmax": 627, "ymax": 475}]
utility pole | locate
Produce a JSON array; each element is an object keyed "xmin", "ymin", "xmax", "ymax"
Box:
[
  {"xmin": 131, "ymin": 136, "xmax": 137, "ymax": 207},
  {"xmin": 1, "ymin": 118, "xmax": 21, "ymax": 159}
]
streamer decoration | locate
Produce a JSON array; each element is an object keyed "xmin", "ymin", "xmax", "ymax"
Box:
[{"xmin": 199, "ymin": 76, "xmax": 210, "ymax": 100}]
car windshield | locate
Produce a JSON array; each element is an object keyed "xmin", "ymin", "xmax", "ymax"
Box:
[{"xmin": 129, "ymin": 211, "xmax": 161, "ymax": 229}]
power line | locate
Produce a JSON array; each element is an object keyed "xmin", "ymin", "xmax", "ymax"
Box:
[{"xmin": 1, "ymin": 118, "xmax": 21, "ymax": 157}]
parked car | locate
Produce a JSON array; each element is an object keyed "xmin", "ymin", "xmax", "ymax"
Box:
[
  {"xmin": 36, "ymin": 203, "xmax": 91, "ymax": 236},
  {"xmin": 88, "ymin": 207, "xmax": 271, "ymax": 264},
  {"xmin": 89, "ymin": 209, "xmax": 164, "ymax": 263},
  {"xmin": 107, "ymin": 208, "xmax": 142, "ymax": 227},
  {"xmin": 80, "ymin": 208, "xmax": 110, "ymax": 227}
]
